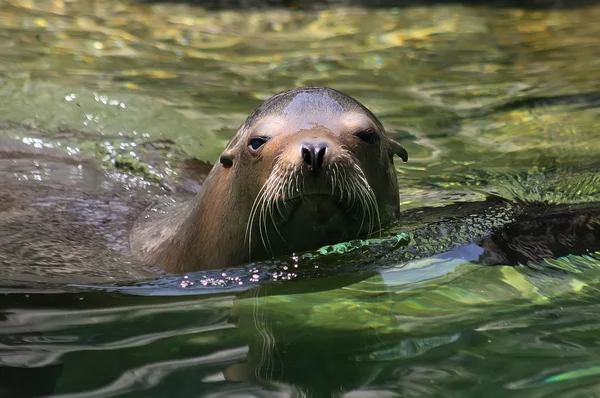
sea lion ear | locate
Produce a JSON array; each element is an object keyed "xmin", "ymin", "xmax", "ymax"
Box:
[
  {"xmin": 388, "ymin": 139, "xmax": 408, "ymax": 162},
  {"xmin": 219, "ymin": 149, "xmax": 234, "ymax": 168},
  {"xmin": 220, "ymin": 128, "xmax": 244, "ymax": 168}
]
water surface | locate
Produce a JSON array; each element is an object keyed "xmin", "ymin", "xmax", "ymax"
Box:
[{"xmin": 1, "ymin": 1, "xmax": 600, "ymax": 396}]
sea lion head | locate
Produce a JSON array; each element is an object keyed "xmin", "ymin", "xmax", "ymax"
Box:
[{"xmin": 217, "ymin": 87, "xmax": 408, "ymax": 260}]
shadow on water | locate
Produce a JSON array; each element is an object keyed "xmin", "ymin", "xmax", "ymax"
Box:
[
  {"xmin": 138, "ymin": 0, "xmax": 600, "ymax": 10},
  {"xmin": 455, "ymin": 91, "xmax": 600, "ymax": 118}
]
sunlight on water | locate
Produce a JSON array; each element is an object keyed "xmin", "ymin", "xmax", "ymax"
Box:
[{"xmin": 1, "ymin": 0, "xmax": 600, "ymax": 396}]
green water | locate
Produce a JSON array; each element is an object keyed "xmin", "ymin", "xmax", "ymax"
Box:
[{"xmin": 1, "ymin": 0, "xmax": 600, "ymax": 396}]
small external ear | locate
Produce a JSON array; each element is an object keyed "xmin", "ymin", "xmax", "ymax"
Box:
[
  {"xmin": 219, "ymin": 126, "xmax": 246, "ymax": 168},
  {"xmin": 389, "ymin": 139, "xmax": 408, "ymax": 162},
  {"xmin": 219, "ymin": 149, "xmax": 234, "ymax": 168}
]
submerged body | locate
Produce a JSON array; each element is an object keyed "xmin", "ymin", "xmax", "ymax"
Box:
[
  {"xmin": 131, "ymin": 87, "xmax": 409, "ymax": 273},
  {"xmin": 2, "ymin": 89, "xmax": 598, "ymax": 284},
  {"xmin": 0, "ymin": 147, "xmax": 159, "ymax": 284}
]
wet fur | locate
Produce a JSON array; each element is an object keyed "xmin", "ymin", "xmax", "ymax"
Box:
[{"xmin": 131, "ymin": 87, "xmax": 408, "ymax": 273}]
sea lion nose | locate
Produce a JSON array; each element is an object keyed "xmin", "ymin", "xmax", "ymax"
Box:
[{"xmin": 301, "ymin": 141, "xmax": 327, "ymax": 171}]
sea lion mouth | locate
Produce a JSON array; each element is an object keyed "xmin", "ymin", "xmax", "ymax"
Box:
[
  {"xmin": 278, "ymin": 191, "xmax": 356, "ymax": 216},
  {"xmin": 273, "ymin": 192, "xmax": 350, "ymax": 224},
  {"xmin": 245, "ymin": 158, "xmax": 381, "ymax": 257},
  {"xmin": 269, "ymin": 191, "xmax": 378, "ymax": 254}
]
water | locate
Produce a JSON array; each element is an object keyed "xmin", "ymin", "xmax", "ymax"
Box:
[{"xmin": 1, "ymin": 0, "xmax": 600, "ymax": 396}]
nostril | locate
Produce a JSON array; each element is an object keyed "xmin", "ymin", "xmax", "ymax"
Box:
[
  {"xmin": 315, "ymin": 146, "xmax": 326, "ymax": 169},
  {"xmin": 301, "ymin": 146, "xmax": 312, "ymax": 167},
  {"xmin": 301, "ymin": 142, "xmax": 328, "ymax": 171}
]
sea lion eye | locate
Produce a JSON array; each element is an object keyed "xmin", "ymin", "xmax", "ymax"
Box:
[
  {"xmin": 355, "ymin": 129, "xmax": 379, "ymax": 145},
  {"xmin": 248, "ymin": 137, "xmax": 268, "ymax": 152}
]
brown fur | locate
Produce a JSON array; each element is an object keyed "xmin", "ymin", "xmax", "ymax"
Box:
[{"xmin": 131, "ymin": 87, "xmax": 408, "ymax": 273}]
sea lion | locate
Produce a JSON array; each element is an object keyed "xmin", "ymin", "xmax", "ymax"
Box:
[{"xmin": 131, "ymin": 87, "xmax": 408, "ymax": 273}]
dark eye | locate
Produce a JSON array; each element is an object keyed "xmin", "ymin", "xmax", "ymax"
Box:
[
  {"xmin": 355, "ymin": 129, "xmax": 379, "ymax": 145},
  {"xmin": 248, "ymin": 137, "xmax": 268, "ymax": 152}
]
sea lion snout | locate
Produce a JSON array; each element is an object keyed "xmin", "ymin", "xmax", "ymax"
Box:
[
  {"xmin": 284, "ymin": 129, "xmax": 338, "ymax": 172},
  {"xmin": 300, "ymin": 139, "xmax": 328, "ymax": 171}
]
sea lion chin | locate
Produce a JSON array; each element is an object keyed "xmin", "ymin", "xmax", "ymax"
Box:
[{"xmin": 131, "ymin": 86, "xmax": 408, "ymax": 273}]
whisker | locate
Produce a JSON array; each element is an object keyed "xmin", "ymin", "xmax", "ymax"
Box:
[
  {"xmin": 247, "ymin": 146, "xmax": 382, "ymax": 259},
  {"xmin": 246, "ymin": 180, "xmax": 272, "ymax": 259},
  {"xmin": 268, "ymin": 172, "xmax": 287, "ymax": 244}
]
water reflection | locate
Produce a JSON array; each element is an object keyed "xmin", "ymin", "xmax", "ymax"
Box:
[
  {"xmin": 2, "ymin": 0, "xmax": 600, "ymax": 396},
  {"xmin": 3, "ymin": 240, "xmax": 600, "ymax": 397}
]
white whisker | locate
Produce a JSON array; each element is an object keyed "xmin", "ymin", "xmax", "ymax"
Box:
[{"xmin": 246, "ymin": 147, "xmax": 382, "ymax": 260}]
